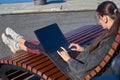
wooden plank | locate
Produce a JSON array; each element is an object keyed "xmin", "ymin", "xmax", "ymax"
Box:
[
  {"xmin": 56, "ymin": 75, "xmax": 70, "ymax": 80},
  {"xmin": 22, "ymin": 54, "xmax": 46, "ymax": 68},
  {"xmin": 104, "ymin": 55, "xmax": 111, "ymax": 63},
  {"xmin": 66, "ymin": 26, "xmax": 100, "ymax": 41},
  {"xmin": 37, "ymin": 63, "xmax": 55, "ymax": 78},
  {"xmin": 45, "ymin": 68, "xmax": 60, "ymax": 80},
  {"xmin": 27, "ymin": 57, "xmax": 49, "ymax": 71},
  {"xmin": 48, "ymin": 71, "xmax": 64, "ymax": 80},
  {"xmin": 112, "ymin": 41, "xmax": 118, "ymax": 50},
  {"xmin": 0, "ymin": 53, "xmax": 24, "ymax": 64},
  {"xmin": 17, "ymin": 54, "xmax": 40, "ymax": 66},
  {"xmin": 79, "ymin": 30, "xmax": 104, "ymax": 45},
  {"xmin": 99, "ymin": 60, "xmax": 106, "ymax": 68},
  {"xmin": 115, "ymin": 34, "xmax": 120, "ymax": 43},
  {"xmin": 67, "ymin": 27, "xmax": 102, "ymax": 42},
  {"xmin": 12, "ymin": 53, "xmax": 35, "ymax": 66},
  {"xmin": 89, "ymin": 71, "xmax": 97, "ymax": 77},
  {"xmin": 72, "ymin": 29, "xmax": 103, "ymax": 43},
  {"xmin": 65, "ymin": 25, "xmax": 101, "ymax": 38},
  {"xmin": 108, "ymin": 49, "xmax": 115, "ymax": 57},
  {"xmin": 84, "ymin": 75, "xmax": 91, "ymax": 80},
  {"xmin": 8, "ymin": 53, "xmax": 30, "ymax": 64},
  {"xmin": 94, "ymin": 66, "xmax": 101, "ymax": 73},
  {"xmin": 32, "ymin": 60, "xmax": 52, "ymax": 74}
]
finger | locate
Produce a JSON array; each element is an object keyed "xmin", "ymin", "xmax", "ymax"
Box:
[
  {"xmin": 71, "ymin": 48, "xmax": 77, "ymax": 51},
  {"xmin": 69, "ymin": 43, "xmax": 74, "ymax": 48},
  {"xmin": 69, "ymin": 43, "xmax": 76, "ymax": 48},
  {"xmin": 57, "ymin": 51, "xmax": 61, "ymax": 55},
  {"xmin": 60, "ymin": 47, "xmax": 67, "ymax": 52},
  {"xmin": 57, "ymin": 51, "xmax": 60, "ymax": 54}
]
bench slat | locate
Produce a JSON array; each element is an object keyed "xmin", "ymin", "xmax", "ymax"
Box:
[
  {"xmin": 47, "ymin": 71, "xmax": 64, "ymax": 80},
  {"xmin": 27, "ymin": 56, "xmax": 49, "ymax": 70},
  {"xmin": 22, "ymin": 54, "xmax": 46, "ymax": 68},
  {"xmin": 43, "ymin": 68, "xmax": 59, "ymax": 80},
  {"xmin": 32, "ymin": 60, "xmax": 52, "ymax": 74},
  {"xmin": 67, "ymin": 26, "xmax": 103, "ymax": 43},
  {"xmin": 12, "ymin": 54, "xmax": 35, "ymax": 66},
  {"xmin": 8, "ymin": 53, "xmax": 29, "ymax": 64},
  {"xmin": 66, "ymin": 26, "xmax": 101, "ymax": 41},
  {"xmin": 17, "ymin": 54, "xmax": 40, "ymax": 67}
]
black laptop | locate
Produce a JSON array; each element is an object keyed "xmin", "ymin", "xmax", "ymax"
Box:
[{"xmin": 34, "ymin": 23, "xmax": 75, "ymax": 76}]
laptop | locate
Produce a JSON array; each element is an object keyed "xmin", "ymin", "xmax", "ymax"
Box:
[{"xmin": 34, "ymin": 23, "xmax": 76, "ymax": 76}]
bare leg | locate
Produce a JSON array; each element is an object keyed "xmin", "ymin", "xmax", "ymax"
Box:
[
  {"xmin": 18, "ymin": 38, "xmax": 41, "ymax": 54},
  {"xmin": 18, "ymin": 38, "xmax": 27, "ymax": 51}
]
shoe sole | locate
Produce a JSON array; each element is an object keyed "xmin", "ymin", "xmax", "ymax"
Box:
[
  {"xmin": 1, "ymin": 33, "xmax": 9, "ymax": 45},
  {"xmin": 1, "ymin": 33, "xmax": 16, "ymax": 53}
]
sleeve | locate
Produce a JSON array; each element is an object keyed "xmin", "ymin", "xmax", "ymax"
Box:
[
  {"xmin": 67, "ymin": 46, "xmax": 90, "ymax": 73},
  {"xmin": 67, "ymin": 58, "xmax": 87, "ymax": 73}
]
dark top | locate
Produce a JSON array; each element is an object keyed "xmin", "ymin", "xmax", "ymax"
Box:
[{"xmin": 66, "ymin": 35, "xmax": 116, "ymax": 80}]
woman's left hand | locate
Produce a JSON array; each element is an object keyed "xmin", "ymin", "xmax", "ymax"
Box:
[{"xmin": 57, "ymin": 47, "xmax": 71, "ymax": 62}]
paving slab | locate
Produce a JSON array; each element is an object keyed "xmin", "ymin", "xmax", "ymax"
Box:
[{"xmin": 0, "ymin": 0, "xmax": 120, "ymax": 14}]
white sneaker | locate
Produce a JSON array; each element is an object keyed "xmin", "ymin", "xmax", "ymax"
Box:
[
  {"xmin": 1, "ymin": 33, "xmax": 19, "ymax": 53},
  {"xmin": 5, "ymin": 27, "xmax": 23, "ymax": 41}
]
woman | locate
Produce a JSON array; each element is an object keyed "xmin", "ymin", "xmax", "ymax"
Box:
[
  {"xmin": 57, "ymin": 1, "xmax": 120, "ymax": 80},
  {"xmin": 1, "ymin": 1, "xmax": 120, "ymax": 80}
]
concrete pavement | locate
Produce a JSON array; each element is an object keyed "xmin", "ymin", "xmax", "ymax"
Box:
[{"xmin": 0, "ymin": 0, "xmax": 120, "ymax": 14}]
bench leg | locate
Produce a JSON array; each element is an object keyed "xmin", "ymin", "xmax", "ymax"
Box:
[{"xmin": 0, "ymin": 64, "xmax": 43, "ymax": 80}]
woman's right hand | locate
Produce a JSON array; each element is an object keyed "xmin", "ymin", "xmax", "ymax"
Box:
[
  {"xmin": 57, "ymin": 47, "xmax": 71, "ymax": 62},
  {"xmin": 69, "ymin": 43, "xmax": 84, "ymax": 52}
]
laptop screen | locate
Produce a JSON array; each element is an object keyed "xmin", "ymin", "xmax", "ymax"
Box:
[{"xmin": 34, "ymin": 23, "xmax": 68, "ymax": 52}]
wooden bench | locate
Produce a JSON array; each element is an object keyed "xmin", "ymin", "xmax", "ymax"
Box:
[{"xmin": 0, "ymin": 25, "xmax": 110, "ymax": 80}]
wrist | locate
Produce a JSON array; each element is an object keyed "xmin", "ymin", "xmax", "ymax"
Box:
[
  {"xmin": 66, "ymin": 57, "xmax": 71, "ymax": 62},
  {"xmin": 81, "ymin": 47, "xmax": 84, "ymax": 51}
]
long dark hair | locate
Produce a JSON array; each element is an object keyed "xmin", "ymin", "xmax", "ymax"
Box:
[{"xmin": 89, "ymin": 1, "xmax": 120, "ymax": 53}]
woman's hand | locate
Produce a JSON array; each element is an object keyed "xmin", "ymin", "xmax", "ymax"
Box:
[
  {"xmin": 69, "ymin": 43, "xmax": 84, "ymax": 52},
  {"xmin": 57, "ymin": 47, "xmax": 71, "ymax": 62}
]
